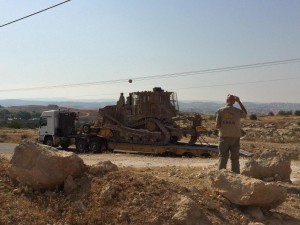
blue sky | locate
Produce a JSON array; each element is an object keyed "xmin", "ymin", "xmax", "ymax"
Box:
[{"xmin": 1, "ymin": 0, "xmax": 300, "ymax": 103}]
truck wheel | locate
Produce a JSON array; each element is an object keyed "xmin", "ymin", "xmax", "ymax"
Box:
[
  {"xmin": 60, "ymin": 143, "xmax": 70, "ymax": 149},
  {"xmin": 76, "ymin": 140, "xmax": 88, "ymax": 153},
  {"xmin": 45, "ymin": 137, "xmax": 54, "ymax": 147},
  {"xmin": 89, "ymin": 141, "xmax": 102, "ymax": 153},
  {"xmin": 163, "ymin": 151, "xmax": 177, "ymax": 157},
  {"xmin": 183, "ymin": 152, "xmax": 195, "ymax": 158},
  {"xmin": 60, "ymin": 138, "xmax": 70, "ymax": 149},
  {"xmin": 82, "ymin": 124, "xmax": 91, "ymax": 134}
]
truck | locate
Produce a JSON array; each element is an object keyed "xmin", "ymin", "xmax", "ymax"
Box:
[
  {"xmin": 38, "ymin": 87, "xmax": 253, "ymax": 157},
  {"xmin": 38, "ymin": 110, "xmax": 107, "ymax": 153}
]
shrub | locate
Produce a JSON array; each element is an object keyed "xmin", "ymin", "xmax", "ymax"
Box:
[
  {"xmin": 7, "ymin": 120, "xmax": 25, "ymax": 129},
  {"xmin": 21, "ymin": 134, "xmax": 28, "ymax": 139},
  {"xmin": 277, "ymin": 110, "xmax": 293, "ymax": 116},
  {"xmin": 208, "ymin": 115, "xmax": 216, "ymax": 121},
  {"xmin": 24, "ymin": 120, "xmax": 40, "ymax": 129},
  {"xmin": 249, "ymin": 114, "xmax": 257, "ymax": 120},
  {"xmin": 0, "ymin": 134, "xmax": 7, "ymax": 142},
  {"xmin": 268, "ymin": 111, "xmax": 275, "ymax": 116},
  {"xmin": 294, "ymin": 110, "xmax": 300, "ymax": 116}
]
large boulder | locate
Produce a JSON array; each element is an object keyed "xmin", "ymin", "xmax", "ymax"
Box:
[
  {"xmin": 89, "ymin": 160, "xmax": 118, "ymax": 177},
  {"xmin": 242, "ymin": 149, "xmax": 292, "ymax": 182},
  {"xmin": 7, "ymin": 141, "xmax": 86, "ymax": 190},
  {"xmin": 209, "ymin": 170, "xmax": 286, "ymax": 208},
  {"xmin": 171, "ymin": 196, "xmax": 211, "ymax": 225}
]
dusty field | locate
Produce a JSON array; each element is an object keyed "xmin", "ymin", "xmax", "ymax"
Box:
[
  {"xmin": 0, "ymin": 128, "xmax": 37, "ymax": 144},
  {"xmin": 0, "ymin": 115, "xmax": 300, "ymax": 224}
]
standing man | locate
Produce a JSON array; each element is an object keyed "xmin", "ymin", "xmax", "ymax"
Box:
[
  {"xmin": 215, "ymin": 94, "xmax": 247, "ymax": 173},
  {"xmin": 188, "ymin": 114, "xmax": 203, "ymax": 145},
  {"xmin": 117, "ymin": 93, "xmax": 125, "ymax": 108}
]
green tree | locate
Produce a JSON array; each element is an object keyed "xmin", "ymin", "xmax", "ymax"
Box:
[
  {"xmin": 294, "ymin": 110, "xmax": 300, "ymax": 116},
  {"xmin": 0, "ymin": 109, "xmax": 10, "ymax": 120},
  {"xmin": 16, "ymin": 111, "xmax": 31, "ymax": 120},
  {"xmin": 31, "ymin": 111, "xmax": 41, "ymax": 118}
]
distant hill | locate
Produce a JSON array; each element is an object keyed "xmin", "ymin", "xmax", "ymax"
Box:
[
  {"xmin": 0, "ymin": 99, "xmax": 299, "ymax": 115},
  {"xmin": 0, "ymin": 99, "xmax": 115, "ymax": 110},
  {"xmin": 179, "ymin": 101, "xmax": 300, "ymax": 114}
]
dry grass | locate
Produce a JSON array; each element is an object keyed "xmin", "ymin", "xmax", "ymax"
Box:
[{"xmin": 0, "ymin": 128, "xmax": 37, "ymax": 143}]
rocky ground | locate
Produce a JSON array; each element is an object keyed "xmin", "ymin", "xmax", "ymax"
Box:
[
  {"xmin": 0, "ymin": 115, "xmax": 300, "ymax": 225},
  {"xmin": 1, "ymin": 153, "xmax": 300, "ymax": 225}
]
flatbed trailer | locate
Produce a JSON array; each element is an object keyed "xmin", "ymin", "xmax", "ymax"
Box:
[
  {"xmin": 108, "ymin": 142, "xmax": 254, "ymax": 158},
  {"xmin": 38, "ymin": 110, "xmax": 254, "ymax": 157}
]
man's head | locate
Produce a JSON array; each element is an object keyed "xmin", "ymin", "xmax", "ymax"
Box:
[{"xmin": 226, "ymin": 94, "xmax": 236, "ymax": 106}]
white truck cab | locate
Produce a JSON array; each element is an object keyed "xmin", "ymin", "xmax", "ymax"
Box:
[
  {"xmin": 38, "ymin": 110, "xmax": 77, "ymax": 148},
  {"xmin": 38, "ymin": 110, "xmax": 106, "ymax": 153},
  {"xmin": 39, "ymin": 110, "xmax": 59, "ymax": 145}
]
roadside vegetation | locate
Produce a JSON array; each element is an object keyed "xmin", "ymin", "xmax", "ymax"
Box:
[{"xmin": 0, "ymin": 108, "xmax": 41, "ymax": 129}]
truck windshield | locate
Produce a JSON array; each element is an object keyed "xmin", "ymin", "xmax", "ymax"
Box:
[{"xmin": 39, "ymin": 117, "xmax": 47, "ymax": 126}]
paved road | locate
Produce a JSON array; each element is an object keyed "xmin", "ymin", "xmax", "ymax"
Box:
[{"xmin": 0, "ymin": 143, "xmax": 18, "ymax": 154}]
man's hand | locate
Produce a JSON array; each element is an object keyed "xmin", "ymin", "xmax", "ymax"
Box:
[{"xmin": 235, "ymin": 96, "xmax": 247, "ymax": 114}]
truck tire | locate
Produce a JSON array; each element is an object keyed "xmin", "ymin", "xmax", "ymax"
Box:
[
  {"xmin": 45, "ymin": 137, "xmax": 54, "ymax": 147},
  {"xmin": 89, "ymin": 141, "xmax": 102, "ymax": 153},
  {"xmin": 76, "ymin": 140, "xmax": 88, "ymax": 153},
  {"xmin": 163, "ymin": 151, "xmax": 177, "ymax": 157},
  {"xmin": 82, "ymin": 124, "xmax": 91, "ymax": 134},
  {"xmin": 183, "ymin": 152, "xmax": 195, "ymax": 158},
  {"xmin": 60, "ymin": 143, "xmax": 70, "ymax": 149},
  {"xmin": 60, "ymin": 138, "xmax": 70, "ymax": 149}
]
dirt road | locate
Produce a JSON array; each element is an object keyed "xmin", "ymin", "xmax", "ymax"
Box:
[{"xmin": 1, "ymin": 142, "xmax": 299, "ymax": 185}]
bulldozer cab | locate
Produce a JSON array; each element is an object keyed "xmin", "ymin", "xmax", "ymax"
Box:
[{"xmin": 129, "ymin": 87, "xmax": 179, "ymax": 119}]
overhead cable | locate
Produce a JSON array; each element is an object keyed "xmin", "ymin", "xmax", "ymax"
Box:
[
  {"xmin": 0, "ymin": 0, "xmax": 71, "ymax": 28},
  {"xmin": 0, "ymin": 57, "xmax": 300, "ymax": 93},
  {"xmin": 131, "ymin": 58, "xmax": 300, "ymax": 81},
  {"xmin": 173, "ymin": 76, "xmax": 300, "ymax": 90},
  {"xmin": 23, "ymin": 76, "xmax": 300, "ymax": 99}
]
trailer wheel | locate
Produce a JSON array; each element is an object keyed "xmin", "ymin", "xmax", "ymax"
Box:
[
  {"xmin": 89, "ymin": 141, "xmax": 102, "ymax": 153},
  {"xmin": 163, "ymin": 151, "xmax": 177, "ymax": 157},
  {"xmin": 45, "ymin": 137, "xmax": 54, "ymax": 147},
  {"xmin": 76, "ymin": 140, "xmax": 88, "ymax": 153},
  {"xmin": 200, "ymin": 152, "xmax": 212, "ymax": 158},
  {"xmin": 183, "ymin": 152, "xmax": 195, "ymax": 158}
]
